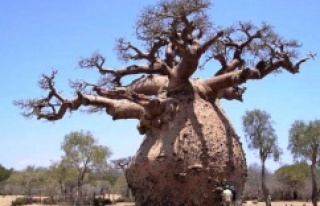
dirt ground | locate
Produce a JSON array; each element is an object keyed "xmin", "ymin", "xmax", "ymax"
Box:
[
  {"xmin": 0, "ymin": 195, "xmax": 135, "ymax": 206},
  {"xmin": 0, "ymin": 196, "xmax": 316, "ymax": 206},
  {"xmin": 244, "ymin": 201, "xmax": 313, "ymax": 206}
]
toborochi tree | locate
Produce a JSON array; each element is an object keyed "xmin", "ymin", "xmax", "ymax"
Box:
[{"xmin": 14, "ymin": 0, "xmax": 315, "ymax": 205}]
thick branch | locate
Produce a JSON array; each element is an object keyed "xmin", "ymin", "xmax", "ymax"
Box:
[
  {"xmin": 82, "ymin": 95, "xmax": 143, "ymax": 120},
  {"xmin": 14, "ymin": 92, "xmax": 144, "ymax": 121},
  {"xmin": 219, "ymin": 86, "xmax": 247, "ymax": 102},
  {"xmin": 125, "ymin": 75, "xmax": 169, "ymax": 95},
  {"xmin": 94, "ymin": 75, "xmax": 168, "ymax": 97},
  {"xmin": 205, "ymin": 54, "xmax": 312, "ymax": 99}
]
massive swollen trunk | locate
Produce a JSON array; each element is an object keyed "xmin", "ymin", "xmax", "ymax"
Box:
[{"xmin": 126, "ymin": 84, "xmax": 247, "ymax": 205}]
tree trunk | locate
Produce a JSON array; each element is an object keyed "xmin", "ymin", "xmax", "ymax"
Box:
[
  {"xmin": 261, "ymin": 161, "xmax": 271, "ymax": 206},
  {"xmin": 76, "ymin": 180, "xmax": 83, "ymax": 205},
  {"xmin": 311, "ymin": 162, "xmax": 318, "ymax": 206},
  {"xmin": 126, "ymin": 88, "xmax": 246, "ymax": 205}
]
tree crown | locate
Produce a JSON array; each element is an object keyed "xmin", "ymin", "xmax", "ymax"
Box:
[
  {"xmin": 242, "ymin": 109, "xmax": 282, "ymax": 162},
  {"xmin": 288, "ymin": 119, "xmax": 320, "ymax": 163},
  {"xmin": 13, "ymin": 0, "xmax": 314, "ymax": 125}
]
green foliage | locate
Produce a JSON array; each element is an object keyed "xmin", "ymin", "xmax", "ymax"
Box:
[
  {"xmin": 113, "ymin": 174, "xmax": 129, "ymax": 197},
  {"xmin": 242, "ymin": 109, "xmax": 282, "ymax": 162},
  {"xmin": 288, "ymin": 120, "xmax": 320, "ymax": 162},
  {"xmin": 60, "ymin": 130, "xmax": 112, "ymax": 186},
  {"xmin": 0, "ymin": 164, "xmax": 13, "ymax": 182},
  {"xmin": 288, "ymin": 119, "xmax": 320, "ymax": 205},
  {"xmin": 61, "ymin": 130, "xmax": 112, "ymax": 202},
  {"xmin": 61, "ymin": 130, "xmax": 112, "ymax": 169},
  {"xmin": 7, "ymin": 166, "xmax": 45, "ymax": 196},
  {"xmin": 274, "ymin": 162, "xmax": 309, "ymax": 188}
]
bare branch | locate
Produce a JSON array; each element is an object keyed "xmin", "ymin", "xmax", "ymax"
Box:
[
  {"xmin": 79, "ymin": 53, "xmax": 168, "ymax": 86},
  {"xmin": 198, "ymin": 31, "xmax": 224, "ymax": 55}
]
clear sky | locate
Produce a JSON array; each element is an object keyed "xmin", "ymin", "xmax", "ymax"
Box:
[{"xmin": 0, "ymin": 0, "xmax": 319, "ymax": 171}]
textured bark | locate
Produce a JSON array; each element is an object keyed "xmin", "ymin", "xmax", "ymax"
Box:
[{"xmin": 126, "ymin": 84, "xmax": 246, "ymax": 205}]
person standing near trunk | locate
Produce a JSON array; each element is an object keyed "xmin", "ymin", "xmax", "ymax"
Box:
[{"xmin": 222, "ymin": 185, "xmax": 233, "ymax": 206}]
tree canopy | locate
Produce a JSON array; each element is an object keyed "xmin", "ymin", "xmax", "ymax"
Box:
[
  {"xmin": 242, "ymin": 109, "xmax": 282, "ymax": 163},
  {"xmin": 242, "ymin": 109, "xmax": 282, "ymax": 206},
  {"xmin": 288, "ymin": 120, "xmax": 320, "ymax": 163},
  {"xmin": 13, "ymin": 0, "xmax": 315, "ymax": 124},
  {"xmin": 288, "ymin": 119, "xmax": 320, "ymax": 206},
  {"xmin": 274, "ymin": 162, "xmax": 309, "ymax": 190}
]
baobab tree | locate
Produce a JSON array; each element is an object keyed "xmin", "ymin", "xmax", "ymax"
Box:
[{"xmin": 14, "ymin": 0, "xmax": 314, "ymax": 205}]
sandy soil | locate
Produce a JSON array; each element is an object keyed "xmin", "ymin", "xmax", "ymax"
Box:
[
  {"xmin": 0, "ymin": 196, "xmax": 315, "ymax": 206},
  {"xmin": 0, "ymin": 195, "xmax": 135, "ymax": 206},
  {"xmin": 244, "ymin": 201, "xmax": 312, "ymax": 206}
]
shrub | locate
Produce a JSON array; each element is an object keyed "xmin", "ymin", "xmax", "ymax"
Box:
[
  {"xmin": 91, "ymin": 197, "xmax": 112, "ymax": 206},
  {"xmin": 11, "ymin": 197, "xmax": 34, "ymax": 206},
  {"xmin": 42, "ymin": 198, "xmax": 57, "ymax": 205}
]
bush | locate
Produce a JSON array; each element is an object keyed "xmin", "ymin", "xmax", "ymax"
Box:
[
  {"xmin": 91, "ymin": 197, "xmax": 112, "ymax": 206},
  {"xmin": 42, "ymin": 198, "xmax": 57, "ymax": 205},
  {"xmin": 11, "ymin": 197, "xmax": 34, "ymax": 206}
]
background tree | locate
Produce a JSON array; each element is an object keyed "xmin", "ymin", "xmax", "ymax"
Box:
[
  {"xmin": 242, "ymin": 109, "xmax": 282, "ymax": 206},
  {"xmin": 274, "ymin": 162, "xmax": 309, "ymax": 200},
  {"xmin": 14, "ymin": 0, "xmax": 313, "ymax": 204},
  {"xmin": 113, "ymin": 174, "xmax": 130, "ymax": 199},
  {"xmin": 0, "ymin": 164, "xmax": 12, "ymax": 183},
  {"xmin": 61, "ymin": 130, "xmax": 111, "ymax": 204},
  {"xmin": 7, "ymin": 166, "xmax": 44, "ymax": 198},
  {"xmin": 0, "ymin": 164, "xmax": 13, "ymax": 195},
  {"xmin": 288, "ymin": 119, "xmax": 320, "ymax": 206},
  {"xmin": 45, "ymin": 160, "xmax": 78, "ymax": 201},
  {"xmin": 112, "ymin": 157, "xmax": 132, "ymax": 198}
]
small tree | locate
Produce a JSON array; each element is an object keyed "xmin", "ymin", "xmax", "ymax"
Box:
[
  {"xmin": 288, "ymin": 120, "xmax": 320, "ymax": 206},
  {"xmin": 7, "ymin": 166, "xmax": 44, "ymax": 197},
  {"xmin": 45, "ymin": 161, "xmax": 78, "ymax": 200},
  {"xmin": 112, "ymin": 157, "xmax": 132, "ymax": 198},
  {"xmin": 61, "ymin": 130, "xmax": 111, "ymax": 204},
  {"xmin": 242, "ymin": 109, "xmax": 282, "ymax": 206}
]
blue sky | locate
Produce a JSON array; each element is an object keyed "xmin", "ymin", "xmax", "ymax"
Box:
[{"xmin": 0, "ymin": 0, "xmax": 319, "ymax": 171}]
